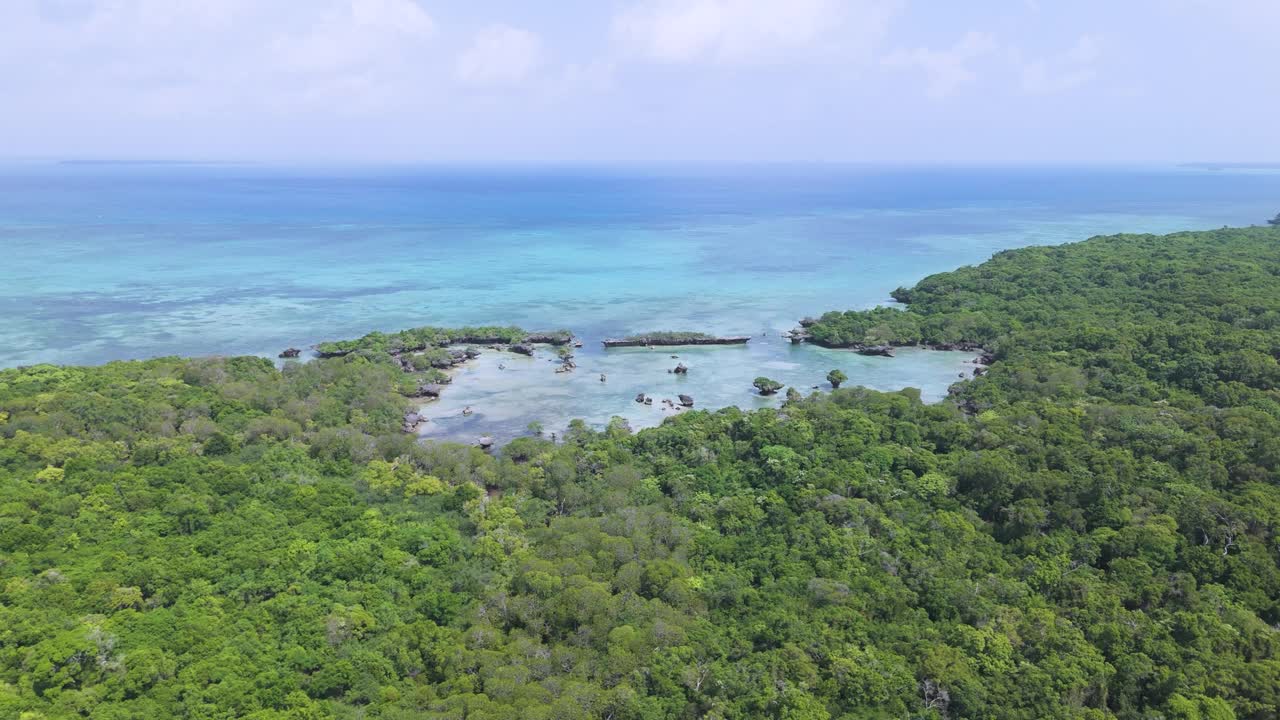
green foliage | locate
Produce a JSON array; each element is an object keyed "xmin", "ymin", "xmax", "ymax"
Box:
[
  {"xmin": 3, "ymin": 226, "xmax": 1280, "ymax": 718},
  {"xmin": 314, "ymin": 325, "xmax": 539, "ymax": 357},
  {"xmin": 753, "ymin": 376, "xmax": 784, "ymax": 395},
  {"xmin": 826, "ymin": 368, "xmax": 847, "ymax": 388},
  {"xmin": 807, "ymin": 306, "xmax": 924, "ymax": 347}
]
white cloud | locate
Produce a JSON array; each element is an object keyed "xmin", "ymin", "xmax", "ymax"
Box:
[
  {"xmin": 455, "ymin": 24, "xmax": 544, "ymax": 87},
  {"xmin": 882, "ymin": 31, "xmax": 997, "ymax": 99},
  {"xmin": 1019, "ymin": 34, "xmax": 1101, "ymax": 94},
  {"xmin": 352, "ymin": 0, "xmax": 434, "ymax": 37},
  {"xmin": 612, "ymin": 0, "xmax": 900, "ymax": 64},
  {"xmin": 0, "ymin": 0, "xmax": 438, "ymax": 116},
  {"xmin": 1175, "ymin": 0, "xmax": 1280, "ymax": 28}
]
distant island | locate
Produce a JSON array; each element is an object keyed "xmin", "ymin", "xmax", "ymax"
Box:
[
  {"xmin": 56, "ymin": 159, "xmax": 248, "ymax": 166},
  {"xmin": 1180, "ymin": 161, "xmax": 1280, "ymax": 170}
]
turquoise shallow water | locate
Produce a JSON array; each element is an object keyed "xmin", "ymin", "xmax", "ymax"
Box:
[
  {"xmin": 4, "ymin": 164, "xmax": 1279, "ymax": 441},
  {"xmin": 416, "ymin": 344, "xmax": 979, "ymax": 444}
]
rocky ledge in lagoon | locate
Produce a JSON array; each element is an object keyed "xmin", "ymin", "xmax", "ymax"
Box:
[
  {"xmin": 602, "ymin": 331, "xmax": 750, "ymax": 348},
  {"xmin": 312, "ymin": 325, "xmax": 574, "ymax": 358}
]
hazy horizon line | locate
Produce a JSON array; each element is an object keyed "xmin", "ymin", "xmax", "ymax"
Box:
[{"xmin": 2, "ymin": 157, "xmax": 1276, "ymax": 172}]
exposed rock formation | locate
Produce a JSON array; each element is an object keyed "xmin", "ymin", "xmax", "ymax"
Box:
[
  {"xmin": 402, "ymin": 412, "xmax": 425, "ymax": 433},
  {"xmin": 602, "ymin": 336, "xmax": 750, "ymax": 348},
  {"xmin": 416, "ymin": 383, "xmax": 444, "ymax": 398},
  {"xmin": 786, "ymin": 328, "xmax": 810, "ymax": 344}
]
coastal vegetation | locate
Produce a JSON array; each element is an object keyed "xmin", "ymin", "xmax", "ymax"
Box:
[
  {"xmin": 314, "ymin": 326, "xmax": 571, "ymax": 358},
  {"xmin": 2, "ymin": 226, "xmax": 1280, "ymax": 718},
  {"xmin": 826, "ymin": 369, "xmax": 847, "ymax": 389},
  {"xmin": 804, "ymin": 306, "xmax": 925, "ymax": 348}
]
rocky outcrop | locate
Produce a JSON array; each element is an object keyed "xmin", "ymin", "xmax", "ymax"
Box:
[
  {"xmin": 669, "ymin": 363, "xmax": 688, "ymax": 374},
  {"xmin": 416, "ymin": 383, "xmax": 444, "ymax": 398},
  {"xmin": 555, "ymin": 350, "xmax": 576, "ymax": 373},
  {"xmin": 402, "ymin": 411, "xmax": 426, "ymax": 433},
  {"xmin": 785, "ymin": 327, "xmax": 810, "ymax": 344},
  {"xmin": 856, "ymin": 345, "xmax": 895, "ymax": 357},
  {"xmin": 635, "ymin": 393, "xmax": 646, "ymax": 403},
  {"xmin": 524, "ymin": 332, "xmax": 574, "ymax": 346},
  {"xmin": 678, "ymin": 394, "xmax": 694, "ymax": 407},
  {"xmin": 602, "ymin": 336, "xmax": 750, "ymax": 348},
  {"xmin": 477, "ymin": 436, "xmax": 494, "ymax": 449},
  {"xmin": 511, "ymin": 343, "xmax": 535, "ymax": 356},
  {"xmin": 278, "ymin": 348, "xmax": 301, "ymax": 359},
  {"xmin": 925, "ymin": 341, "xmax": 984, "ymax": 352}
]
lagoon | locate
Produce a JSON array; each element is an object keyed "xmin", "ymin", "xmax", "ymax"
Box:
[{"xmin": 4, "ymin": 163, "xmax": 1279, "ymax": 439}]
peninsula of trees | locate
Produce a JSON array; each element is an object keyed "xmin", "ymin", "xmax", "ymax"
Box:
[{"xmin": 3, "ymin": 226, "xmax": 1279, "ymax": 719}]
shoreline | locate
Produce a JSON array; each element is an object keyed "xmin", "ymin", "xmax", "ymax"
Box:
[
  {"xmin": 404, "ymin": 338, "xmax": 985, "ymax": 447},
  {"xmin": 268, "ymin": 321, "xmax": 991, "ymax": 447}
]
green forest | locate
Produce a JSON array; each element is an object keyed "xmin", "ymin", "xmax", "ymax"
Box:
[{"xmin": 3, "ymin": 226, "xmax": 1280, "ymax": 719}]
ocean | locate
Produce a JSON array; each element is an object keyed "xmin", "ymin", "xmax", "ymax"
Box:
[{"xmin": 4, "ymin": 163, "xmax": 1278, "ymax": 441}]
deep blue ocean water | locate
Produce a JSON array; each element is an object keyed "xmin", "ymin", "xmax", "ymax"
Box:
[{"xmin": 4, "ymin": 163, "xmax": 1278, "ymax": 440}]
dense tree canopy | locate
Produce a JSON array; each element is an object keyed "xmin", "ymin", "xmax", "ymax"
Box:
[{"xmin": 3, "ymin": 227, "xmax": 1280, "ymax": 719}]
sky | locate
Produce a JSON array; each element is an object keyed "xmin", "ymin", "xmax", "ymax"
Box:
[{"xmin": 1, "ymin": 0, "xmax": 1277, "ymax": 164}]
